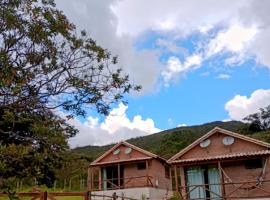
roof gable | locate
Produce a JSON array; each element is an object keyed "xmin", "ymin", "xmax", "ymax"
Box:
[
  {"xmin": 168, "ymin": 127, "xmax": 270, "ymax": 163},
  {"xmin": 91, "ymin": 141, "xmax": 164, "ymax": 166}
]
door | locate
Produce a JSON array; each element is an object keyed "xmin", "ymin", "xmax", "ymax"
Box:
[
  {"xmin": 186, "ymin": 166, "xmax": 222, "ymax": 199},
  {"xmin": 186, "ymin": 167, "xmax": 206, "ymax": 199},
  {"xmin": 102, "ymin": 165, "xmax": 124, "ymax": 190}
]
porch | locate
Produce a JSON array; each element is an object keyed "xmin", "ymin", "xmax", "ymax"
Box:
[
  {"xmin": 172, "ymin": 157, "xmax": 270, "ymax": 199},
  {"xmin": 88, "ymin": 160, "xmax": 155, "ymax": 191}
]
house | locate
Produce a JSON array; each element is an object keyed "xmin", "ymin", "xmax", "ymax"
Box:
[
  {"xmin": 168, "ymin": 127, "xmax": 270, "ymax": 200},
  {"xmin": 88, "ymin": 141, "xmax": 173, "ymax": 199}
]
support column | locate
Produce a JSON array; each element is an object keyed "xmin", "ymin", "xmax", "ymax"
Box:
[
  {"xmin": 146, "ymin": 160, "xmax": 149, "ymax": 186},
  {"xmin": 179, "ymin": 166, "xmax": 186, "ymax": 197},
  {"xmin": 174, "ymin": 165, "xmax": 179, "ymax": 193},
  {"xmin": 218, "ymin": 161, "xmax": 226, "ymax": 199},
  {"xmin": 169, "ymin": 166, "xmax": 172, "ymax": 190},
  {"xmin": 118, "ymin": 164, "xmax": 121, "ymax": 189},
  {"xmin": 98, "ymin": 168, "xmax": 102, "ymax": 190}
]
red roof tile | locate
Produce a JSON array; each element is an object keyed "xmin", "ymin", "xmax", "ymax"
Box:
[
  {"xmin": 171, "ymin": 150, "xmax": 270, "ymax": 164},
  {"xmin": 90, "ymin": 157, "xmax": 152, "ymax": 166}
]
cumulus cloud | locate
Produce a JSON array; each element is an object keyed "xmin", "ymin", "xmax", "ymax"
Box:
[
  {"xmin": 111, "ymin": 0, "xmax": 246, "ymax": 36},
  {"xmin": 55, "ymin": 0, "xmax": 270, "ymax": 89},
  {"xmin": 67, "ymin": 103, "xmax": 161, "ymax": 148},
  {"xmin": 162, "ymin": 54, "xmax": 202, "ymax": 86},
  {"xmin": 239, "ymin": 0, "xmax": 270, "ymax": 69},
  {"xmin": 206, "ymin": 25, "xmax": 257, "ymax": 56},
  {"xmin": 225, "ymin": 89, "xmax": 270, "ymax": 121},
  {"xmin": 55, "ymin": 0, "xmax": 161, "ymax": 94}
]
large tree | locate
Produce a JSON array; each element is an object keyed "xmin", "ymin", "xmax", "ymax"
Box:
[{"xmin": 0, "ymin": 0, "xmax": 140, "ymax": 194}]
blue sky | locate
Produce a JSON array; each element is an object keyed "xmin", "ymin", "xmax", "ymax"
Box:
[{"xmin": 55, "ymin": 0, "xmax": 270, "ymax": 147}]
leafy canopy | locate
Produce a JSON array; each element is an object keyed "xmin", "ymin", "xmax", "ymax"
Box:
[
  {"xmin": 244, "ymin": 105, "xmax": 270, "ymax": 132},
  {"xmin": 0, "ymin": 0, "xmax": 140, "ymax": 193}
]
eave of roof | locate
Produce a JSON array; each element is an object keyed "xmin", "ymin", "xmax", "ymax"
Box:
[
  {"xmin": 168, "ymin": 127, "xmax": 270, "ymax": 163},
  {"xmin": 90, "ymin": 157, "xmax": 153, "ymax": 166},
  {"xmin": 171, "ymin": 150, "xmax": 270, "ymax": 164}
]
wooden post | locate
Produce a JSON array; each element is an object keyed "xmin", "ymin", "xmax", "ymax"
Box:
[
  {"xmin": 169, "ymin": 166, "xmax": 172, "ymax": 191},
  {"xmin": 43, "ymin": 191, "xmax": 47, "ymax": 200},
  {"xmin": 146, "ymin": 160, "xmax": 149, "ymax": 187},
  {"xmin": 118, "ymin": 164, "xmax": 121, "ymax": 189},
  {"xmin": 174, "ymin": 165, "xmax": 179, "ymax": 193},
  {"xmin": 218, "ymin": 161, "xmax": 226, "ymax": 199},
  {"xmin": 91, "ymin": 168, "xmax": 94, "ymax": 191},
  {"xmin": 99, "ymin": 168, "xmax": 102, "ymax": 190},
  {"xmin": 179, "ymin": 166, "xmax": 186, "ymax": 197},
  {"xmin": 85, "ymin": 191, "xmax": 90, "ymax": 200}
]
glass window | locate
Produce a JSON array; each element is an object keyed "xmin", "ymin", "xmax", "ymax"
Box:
[{"xmin": 137, "ymin": 162, "xmax": 146, "ymax": 170}]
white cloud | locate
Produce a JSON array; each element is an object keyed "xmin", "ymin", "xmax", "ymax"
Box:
[
  {"xmin": 216, "ymin": 74, "xmax": 231, "ymax": 79},
  {"xmin": 238, "ymin": 0, "xmax": 270, "ymax": 69},
  {"xmin": 207, "ymin": 25, "xmax": 257, "ymax": 56},
  {"xmin": 162, "ymin": 54, "xmax": 202, "ymax": 86},
  {"xmin": 177, "ymin": 123, "xmax": 188, "ymax": 127},
  {"xmin": 55, "ymin": 0, "xmax": 270, "ymax": 90},
  {"xmin": 67, "ymin": 103, "xmax": 161, "ymax": 147},
  {"xmin": 111, "ymin": 0, "xmax": 246, "ymax": 36},
  {"xmin": 55, "ymin": 0, "xmax": 161, "ymax": 94},
  {"xmin": 225, "ymin": 89, "xmax": 270, "ymax": 121}
]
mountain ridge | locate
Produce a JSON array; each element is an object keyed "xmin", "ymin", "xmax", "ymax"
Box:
[{"xmin": 73, "ymin": 120, "xmax": 248, "ymax": 160}]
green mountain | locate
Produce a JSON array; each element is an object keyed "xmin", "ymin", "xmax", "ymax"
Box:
[{"xmin": 73, "ymin": 120, "xmax": 249, "ymax": 160}]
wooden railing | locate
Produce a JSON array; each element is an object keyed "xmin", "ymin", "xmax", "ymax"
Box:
[
  {"xmin": 178, "ymin": 179, "xmax": 270, "ymax": 199},
  {"xmin": 92, "ymin": 175, "xmax": 154, "ymax": 191},
  {"xmin": 0, "ymin": 191, "xmax": 138, "ymax": 200}
]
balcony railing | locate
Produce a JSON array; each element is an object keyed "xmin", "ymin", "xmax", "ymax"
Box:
[
  {"xmin": 91, "ymin": 175, "xmax": 155, "ymax": 191},
  {"xmin": 178, "ymin": 179, "xmax": 270, "ymax": 199}
]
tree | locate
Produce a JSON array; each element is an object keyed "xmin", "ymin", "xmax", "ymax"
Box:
[
  {"xmin": 0, "ymin": 0, "xmax": 140, "ymax": 195},
  {"xmin": 244, "ymin": 105, "xmax": 270, "ymax": 132}
]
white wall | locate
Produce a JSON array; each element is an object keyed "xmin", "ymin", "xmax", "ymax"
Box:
[{"xmin": 91, "ymin": 187, "xmax": 173, "ymax": 200}]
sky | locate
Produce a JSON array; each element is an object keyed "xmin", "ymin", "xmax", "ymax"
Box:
[{"xmin": 54, "ymin": 0, "xmax": 270, "ymax": 148}]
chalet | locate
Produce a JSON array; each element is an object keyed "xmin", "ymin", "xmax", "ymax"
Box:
[
  {"xmin": 88, "ymin": 141, "xmax": 173, "ymax": 199},
  {"xmin": 168, "ymin": 127, "xmax": 270, "ymax": 200}
]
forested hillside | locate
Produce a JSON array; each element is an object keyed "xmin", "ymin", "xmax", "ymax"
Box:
[{"xmin": 73, "ymin": 120, "xmax": 249, "ymax": 160}]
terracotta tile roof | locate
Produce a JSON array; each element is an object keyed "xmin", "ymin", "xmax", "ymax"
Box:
[
  {"xmin": 171, "ymin": 150, "xmax": 270, "ymax": 164},
  {"xmin": 168, "ymin": 127, "xmax": 270, "ymax": 163},
  {"xmin": 90, "ymin": 140, "xmax": 166, "ymax": 166},
  {"xmin": 90, "ymin": 157, "xmax": 152, "ymax": 166}
]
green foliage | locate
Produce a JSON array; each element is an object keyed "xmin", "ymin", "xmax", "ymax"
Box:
[
  {"xmin": 0, "ymin": 0, "xmax": 139, "ymax": 195},
  {"xmin": 244, "ymin": 105, "xmax": 270, "ymax": 132},
  {"xmin": 0, "ymin": 0, "xmax": 140, "ymax": 117},
  {"xmin": 0, "ymin": 108, "xmax": 76, "ymax": 196}
]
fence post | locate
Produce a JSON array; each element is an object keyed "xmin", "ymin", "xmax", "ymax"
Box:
[
  {"xmin": 85, "ymin": 191, "xmax": 91, "ymax": 200},
  {"xmin": 43, "ymin": 191, "xmax": 47, "ymax": 200}
]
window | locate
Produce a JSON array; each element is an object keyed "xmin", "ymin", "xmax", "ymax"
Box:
[
  {"xmin": 137, "ymin": 162, "xmax": 146, "ymax": 170},
  {"xmin": 165, "ymin": 165, "xmax": 170, "ymax": 179},
  {"xmin": 244, "ymin": 159, "xmax": 263, "ymax": 169}
]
